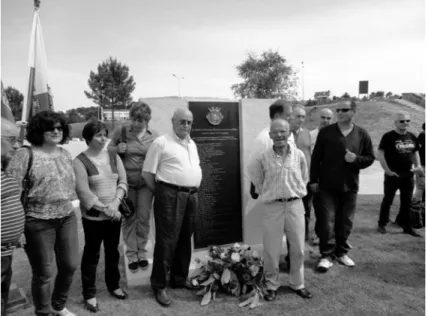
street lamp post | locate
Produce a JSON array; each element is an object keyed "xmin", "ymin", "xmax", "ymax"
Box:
[
  {"xmin": 172, "ymin": 74, "xmax": 184, "ymax": 97},
  {"xmin": 301, "ymin": 61, "xmax": 305, "ymax": 101}
]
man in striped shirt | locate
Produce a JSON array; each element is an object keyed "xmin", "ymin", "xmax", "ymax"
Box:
[
  {"xmin": 248, "ymin": 118, "xmax": 312, "ymax": 302},
  {"xmin": 1, "ymin": 118, "xmax": 25, "ymax": 316}
]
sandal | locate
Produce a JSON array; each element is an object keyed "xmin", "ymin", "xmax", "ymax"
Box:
[{"xmin": 84, "ymin": 300, "xmax": 99, "ymax": 313}]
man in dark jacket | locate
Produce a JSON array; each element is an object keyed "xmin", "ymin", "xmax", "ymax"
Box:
[{"xmin": 310, "ymin": 101, "xmax": 375, "ymax": 272}]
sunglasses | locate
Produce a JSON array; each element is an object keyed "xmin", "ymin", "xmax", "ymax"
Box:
[
  {"xmin": 399, "ymin": 120, "xmax": 410, "ymax": 123},
  {"xmin": 45, "ymin": 126, "xmax": 63, "ymax": 133},
  {"xmin": 336, "ymin": 108, "xmax": 351, "ymax": 113},
  {"xmin": 321, "ymin": 116, "xmax": 332, "ymax": 119}
]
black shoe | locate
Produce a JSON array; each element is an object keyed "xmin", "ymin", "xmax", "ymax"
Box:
[
  {"xmin": 264, "ymin": 290, "xmax": 277, "ymax": 301},
  {"xmin": 84, "ymin": 300, "xmax": 99, "ymax": 313},
  {"xmin": 403, "ymin": 228, "xmax": 422, "ymax": 237},
  {"xmin": 109, "ymin": 288, "xmax": 128, "ymax": 300},
  {"xmin": 138, "ymin": 259, "xmax": 149, "ymax": 270},
  {"xmin": 293, "ymin": 288, "xmax": 313, "ymax": 299},
  {"xmin": 128, "ymin": 261, "xmax": 139, "ymax": 273},
  {"xmin": 377, "ymin": 226, "xmax": 387, "ymax": 234},
  {"xmin": 154, "ymin": 289, "xmax": 171, "ymax": 307},
  {"xmin": 171, "ymin": 279, "xmax": 200, "ymax": 290}
]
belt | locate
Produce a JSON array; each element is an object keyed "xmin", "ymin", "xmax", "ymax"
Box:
[
  {"xmin": 273, "ymin": 197, "xmax": 300, "ymax": 203},
  {"xmin": 158, "ymin": 181, "xmax": 198, "ymax": 194}
]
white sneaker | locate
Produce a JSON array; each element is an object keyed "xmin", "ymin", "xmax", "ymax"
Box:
[
  {"xmin": 53, "ymin": 308, "xmax": 76, "ymax": 316},
  {"xmin": 337, "ymin": 255, "xmax": 355, "ymax": 267},
  {"xmin": 317, "ymin": 258, "xmax": 333, "ymax": 272}
]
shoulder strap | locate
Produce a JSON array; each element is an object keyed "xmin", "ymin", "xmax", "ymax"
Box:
[
  {"xmin": 21, "ymin": 145, "xmax": 33, "ymax": 183},
  {"xmin": 76, "ymin": 153, "xmax": 99, "ymax": 176},
  {"xmin": 120, "ymin": 126, "xmax": 127, "ymax": 143},
  {"xmin": 108, "ymin": 151, "xmax": 118, "ymax": 174}
]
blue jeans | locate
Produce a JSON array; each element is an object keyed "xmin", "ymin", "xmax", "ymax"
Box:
[
  {"xmin": 1, "ymin": 255, "xmax": 12, "ymax": 316},
  {"xmin": 318, "ymin": 189, "xmax": 357, "ymax": 258},
  {"xmin": 24, "ymin": 212, "xmax": 79, "ymax": 316}
]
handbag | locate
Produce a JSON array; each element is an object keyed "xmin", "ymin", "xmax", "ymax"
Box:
[
  {"xmin": 118, "ymin": 196, "xmax": 135, "ymax": 219},
  {"xmin": 20, "ymin": 146, "xmax": 33, "ymax": 209}
]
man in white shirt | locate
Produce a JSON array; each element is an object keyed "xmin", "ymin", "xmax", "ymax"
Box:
[
  {"xmin": 248, "ymin": 118, "xmax": 312, "ymax": 301},
  {"xmin": 142, "ymin": 108, "xmax": 202, "ymax": 307},
  {"xmin": 309, "ymin": 108, "xmax": 333, "ymax": 244}
]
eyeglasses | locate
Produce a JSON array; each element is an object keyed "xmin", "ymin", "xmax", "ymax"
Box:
[
  {"xmin": 321, "ymin": 116, "xmax": 332, "ymax": 119},
  {"xmin": 336, "ymin": 108, "xmax": 351, "ymax": 113},
  {"xmin": 399, "ymin": 120, "xmax": 410, "ymax": 123},
  {"xmin": 45, "ymin": 126, "xmax": 63, "ymax": 133},
  {"xmin": 179, "ymin": 120, "xmax": 193, "ymax": 126},
  {"xmin": 1, "ymin": 136, "xmax": 19, "ymax": 144}
]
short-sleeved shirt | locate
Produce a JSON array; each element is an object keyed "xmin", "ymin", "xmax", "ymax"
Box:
[
  {"xmin": 1, "ymin": 171, "xmax": 25, "ymax": 256},
  {"xmin": 417, "ymin": 132, "xmax": 425, "ymax": 166},
  {"xmin": 109, "ymin": 126, "xmax": 158, "ymax": 189},
  {"xmin": 6, "ymin": 147, "xmax": 76, "ymax": 219},
  {"xmin": 143, "ymin": 132, "xmax": 202, "ymax": 187},
  {"xmin": 379, "ymin": 130, "xmax": 417, "ymax": 175}
]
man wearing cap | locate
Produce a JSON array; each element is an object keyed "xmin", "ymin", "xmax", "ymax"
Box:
[
  {"xmin": 1, "ymin": 118, "xmax": 25, "ymax": 315},
  {"xmin": 142, "ymin": 108, "xmax": 202, "ymax": 307},
  {"xmin": 248, "ymin": 118, "xmax": 312, "ymax": 302}
]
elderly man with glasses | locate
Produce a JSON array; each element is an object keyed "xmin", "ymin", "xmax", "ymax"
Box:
[
  {"xmin": 377, "ymin": 111, "xmax": 424, "ymax": 237},
  {"xmin": 310, "ymin": 100, "xmax": 375, "ymax": 272}
]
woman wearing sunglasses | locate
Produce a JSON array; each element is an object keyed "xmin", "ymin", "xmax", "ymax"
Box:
[{"xmin": 7, "ymin": 111, "xmax": 78, "ymax": 316}]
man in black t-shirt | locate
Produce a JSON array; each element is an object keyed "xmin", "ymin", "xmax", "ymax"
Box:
[
  {"xmin": 377, "ymin": 112, "xmax": 424, "ymax": 237},
  {"xmin": 414, "ymin": 123, "xmax": 425, "ymax": 202}
]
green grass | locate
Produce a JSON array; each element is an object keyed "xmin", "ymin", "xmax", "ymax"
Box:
[{"xmin": 9, "ymin": 195, "xmax": 425, "ymax": 316}]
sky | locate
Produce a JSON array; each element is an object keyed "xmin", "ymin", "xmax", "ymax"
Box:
[{"xmin": 1, "ymin": 0, "xmax": 426, "ymax": 113}]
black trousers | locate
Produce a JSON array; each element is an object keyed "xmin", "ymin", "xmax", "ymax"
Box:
[
  {"xmin": 318, "ymin": 189, "xmax": 357, "ymax": 258},
  {"xmin": 302, "ymin": 185, "xmax": 314, "ymax": 240},
  {"xmin": 378, "ymin": 174, "xmax": 414, "ymax": 229},
  {"xmin": 1, "ymin": 255, "xmax": 12, "ymax": 316},
  {"xmin": 81, "ymin": 218, "xmax": 122, "ymax": 300},
  {"xmin": 150, "ymin": 183, "xmax": 198, "ymax": 290},
  {"xmin": 312, "ymin": 192, "xmax": 321, "ymax": 238}
]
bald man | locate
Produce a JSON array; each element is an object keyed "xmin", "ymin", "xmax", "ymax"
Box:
[
  {"xmin": 142, "ymin": 108, "xmax": 202, "ymax": 307},
  {"xmin": 248, "ymin": 118, "xmax": 312, "ymax": 301},
  {"xmin": 377, "ymin": 111, "xmax": 423, "ymax": 237},
  {"xmin": 1, "ymin": 118, "xmax": 25, "ymax": 316}
]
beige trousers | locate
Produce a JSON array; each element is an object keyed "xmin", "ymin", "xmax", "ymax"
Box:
[{"xmin": 263, "ymin": 199, "xmax": 305, "ymax": 291}]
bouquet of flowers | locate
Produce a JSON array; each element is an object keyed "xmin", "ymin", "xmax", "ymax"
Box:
[{"xmin": 191, "ymin": 243, "xmax": 267, "ymax": 309}]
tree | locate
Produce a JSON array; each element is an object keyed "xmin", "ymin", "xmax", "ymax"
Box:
[
  {"xmin": 231, "ymin": 50, "xmax": 298, "ymax": 99},
  {"xmin": 341, "ymin": 92, "xmax": 351, "ymax": 99},
  {"xmin": 386, "ymin": 91, "xmax": 393, "ymax": 98},
  {"xmin": 375, "ymin": 91, "xmax": 385, "ymax": 98},
  {"xmin": 74, "ymin": 106, "xmax": 99, "ymax": 121},
  {"xmin": 4, "ymin": 86, "xmax": 24, "ymax": 121},
  {"xmin": 66, "ymin": 109, "xmax": 85, "ymax": 124},
  {"xmin": 84, "ymin": 57, "xmax": 135, "ymax": 129}
]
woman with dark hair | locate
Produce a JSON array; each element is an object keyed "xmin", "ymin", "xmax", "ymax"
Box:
[
  {"xmin": 7, "ymin": 111, "xmax": 78, "ymax": 316},
  {"xmin": 108, "ymin": 101, "xmax": 158, "ymax": 272},
  {"xmin": 74, "ymin": 120, "xmax": 128, "ymax": 312}
]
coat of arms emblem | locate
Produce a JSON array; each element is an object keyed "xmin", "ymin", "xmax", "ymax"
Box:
[{"xmin": 206, "ymin": 107, "xmax": 224, "ymax": 126}]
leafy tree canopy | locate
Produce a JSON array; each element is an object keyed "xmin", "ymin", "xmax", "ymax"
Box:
[
  {"xmin": 4, "ymin": 86, "xmax": 24, "ymax": 121},
  {"xmin": 231, "ymin": 50, "xmax": 298, "ymax": 99}
]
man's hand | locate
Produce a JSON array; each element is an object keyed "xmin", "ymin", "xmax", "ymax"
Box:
[
  {"xmin": 385, "ymin": 170, "xmax": 399, "ymax": 177},
  {"xmin": 17, "ymin": 234, "xmax": 26, "ymax": 248},
  {"xmin": 344, "ymin": 149, "xmax": 357, "ymax": 163},
  {"xmin": 117, "ymin": 142, "xmax": 127, "ymax": 154},
  {"xmin": 309, "ymin": 182, "xmax": 319, "ymax": 193}
]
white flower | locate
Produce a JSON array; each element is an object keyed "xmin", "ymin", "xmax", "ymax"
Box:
[
  {"xmin": 220, "ymin": 252, "xmax": 226, "ymax": 259},
  {"xmin": 233, "ymin": 243, "xmax": 241, "ymax": 248},
  {"xmin": 252, "ymin": 251, "xmax": 259, "ymax": 259},
  {"xmin": 231, "ymin": 253, "xmax": 240, "ymax": 262}
]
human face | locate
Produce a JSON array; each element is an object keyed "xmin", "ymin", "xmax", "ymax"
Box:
[
  {"xmin": 43, "ymin": 123, "xmax": 63, "ymax": 145},
  {"xmin": 172, "ymin": 111, "xmax": 193, "ymax": 139},
  {"xmin": 1, "ymin": 135, "xmax": 20, "ymax": 167},
  {"xmin": 335, "ymin": 102, "xmax": 354, "ymax": 124},
  {"xmin": 269, "ymin": 121, "xmax": 290, "ymax": 148},
  {"xmin": 395, "ymin": 114, "xmax": 411, "ymax": 132},
  {"xmin": 131, "ymin": 117, "xmax": 147, "ymax": 131},
  {"xmin": 290, "ymin": 108, "xmax": 306, "ymax": 130},
  {"xmin": 319, "ymin": 110, "xmax": 333, "ymax": 128},
  {"xmin": 89, "ymin": 129, "xmax": 108, "ymax": 150}
]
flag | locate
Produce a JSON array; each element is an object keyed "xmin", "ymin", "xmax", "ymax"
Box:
[
  {"xmin": 1, "ymin": 82, "xmax": 15, "ymax": 122},
  {"xmin": 22, "ymin": 7, "xmax": 53, "ymax": 123}
]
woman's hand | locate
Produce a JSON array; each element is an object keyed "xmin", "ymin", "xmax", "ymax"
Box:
[
  {"xmin": 117, "ymin": 142, "xmax": 127, "ymax": 154},
  {"xmin": 107, "ymin": 198, "xmax": 122, "ymax": 221}
]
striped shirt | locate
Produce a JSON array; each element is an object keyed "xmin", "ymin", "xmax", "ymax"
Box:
[
  {"xmin": 1, "ymin": 171, "xmax": 25, "ymax": 256},
  {"xmin": 248, "ymin": 144, "xmax": 308, "ymax": 204},
  {"xmin": 143, "ymin": 132, "xmax": 202, "ymax": 187}
]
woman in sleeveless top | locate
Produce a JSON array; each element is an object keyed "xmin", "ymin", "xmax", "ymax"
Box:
[{"xmin": 73, "ymin": 120, "xmax": 128, "ymax": 313}]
